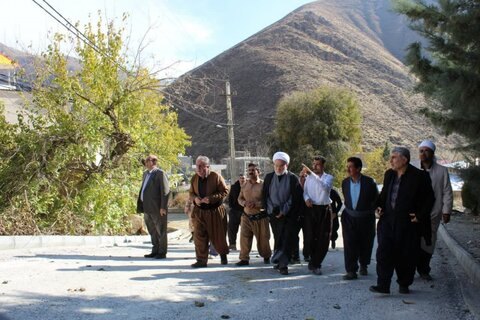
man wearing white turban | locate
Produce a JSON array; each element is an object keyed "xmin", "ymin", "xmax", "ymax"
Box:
[
  {"xmin": 416, "ymin": 140, "xmax": 453, "ymax": 281},
  {"xmin": 262, "ymin": 151, "xmax": 303, "ymax": 275}
]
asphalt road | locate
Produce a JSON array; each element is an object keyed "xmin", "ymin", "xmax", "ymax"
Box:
[{"xmin": 0, "ymin": 228, "xmax": 476, "ymax": 320}]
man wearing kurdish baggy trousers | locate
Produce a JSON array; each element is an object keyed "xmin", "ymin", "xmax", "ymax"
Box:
[{"xmin": 189, "ymin": 155, "xmax": 230, "ymax": 268}]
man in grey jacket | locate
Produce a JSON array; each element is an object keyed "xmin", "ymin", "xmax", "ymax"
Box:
[
  {"xmin": 416, "ymin": 140, "xmax": 453, "ymax": 280},
  {"xmin": 137, "ymin": 155, "xmax": 170, "ymax": 259}
]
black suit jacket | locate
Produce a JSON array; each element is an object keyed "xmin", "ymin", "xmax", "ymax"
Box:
[
  {"xmin": 377, "ymin": 164, "xmax": 434, "ymax": 244},
  {"xmin": 137, "ymin": 168, "xmax": 170, "ymax": 215},
  {"xmin": 262, "ymin": 171, "xmax": 303, "ymax": 218},
  {"xmin": 341, "ymin": 174, "xmax": 378, "ymax": 212},
  {"xmin": 228, "ymin": 180, "xmax": 243, "ymax": 211}
]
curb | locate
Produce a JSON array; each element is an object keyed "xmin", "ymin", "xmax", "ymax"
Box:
[
  {"xmin": 438, "ymin": 224, "xmax": 480, "ymax": 285},
  {"xmin": 0, "ymin": 235, "xmax": 150, "ymax": 251}
]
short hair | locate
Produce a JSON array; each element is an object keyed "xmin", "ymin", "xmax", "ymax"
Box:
[
  {"xmin": 196, "ymin": 155, "xmax": 210, "ymax": 165},
  {"xmin": 314, "ymin": 156, "xmax": 326, "ymax": 164},
  {"xmin": 391, "ymin": 146, "xmax": 410, "ymax": 163},
  {"xmin": 146, "ymin": 155, "xmax": 158, "ymax": 163},
  {"xmin": 347, "ymin": 157, "xmax": 363, "ymax": 170},
  {"xmin": 247, "ymin": 162, "xmax": 260, "ymax": 173}
]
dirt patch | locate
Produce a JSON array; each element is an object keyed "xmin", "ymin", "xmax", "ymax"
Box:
[{"xmin": 443, "ymin": 211, "xmax": 480, "ymax": 263}]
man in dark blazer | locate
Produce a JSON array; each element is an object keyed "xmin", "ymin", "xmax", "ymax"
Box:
[
  {"xmin": 137, "ymin": 155, "xmax": 170, "ymax": 259},
  {"xmin": 262, "ymin": 151, "xmax": 303, "ymax": 275},
  {"xmin": 370, "ymin": 147, "xmax": 434, "ymax": 294},
  {"xmin": 341, "ymin": 157, "xmax": 378, "ymax": 280},
  {"xmin": 227, "ymin": 174, "xmax": 246, "ymax": 250}
]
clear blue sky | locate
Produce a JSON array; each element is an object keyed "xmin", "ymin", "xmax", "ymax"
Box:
[{"xmin": 1, "ymin": 0, "xmax": 313, "ymax": 76}]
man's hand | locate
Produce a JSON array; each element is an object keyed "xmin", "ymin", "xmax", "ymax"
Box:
[
  {"xmin": 331, "ymin": 212, "xmax": 337, "ymax": 220},
  {"xmin": 301, "ymin": 163, "xmax": 312, "ymax": 175},
  {"xmin": 194, "ymin": 197, "xmax": 202, "ymax": 206},
  {"xmin": 442, "ymin": 213, "xmax": 450, "ymax": 224},
  {"xmin": 201, "ymin": 197, "xmax": 210, "ymax": 204},
  {"xmin": 305, "ymin": 199, "xmax": 313, "ymax": 208},
  {"xmin": 275, "ymin": 212, "xmax": 285, "ymax": 219},
  {"xmin": 245, "ymin": 201, "xmax": 256, "ymax": 209},
  {"xmin": 409, "ymin": 213, "xmax": 418, "ymax": 223},
  {"xmin": 160, "ymin": 208, "xmax": 167, "ymax": 216},
  {"xmin": 375, "ymin": 207, "xmax": 383, "ymax": 218}
]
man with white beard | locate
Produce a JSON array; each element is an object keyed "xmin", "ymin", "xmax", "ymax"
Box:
[{"xmin": 262, "ymin": 152, "xmax": 303, "ymax": 275}]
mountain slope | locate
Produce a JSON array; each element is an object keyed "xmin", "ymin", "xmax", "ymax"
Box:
[{"xmin": 171, "ymin": 0, "xmax": 459, "ymax": 161}]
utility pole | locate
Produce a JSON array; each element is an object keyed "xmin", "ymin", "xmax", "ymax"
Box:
[{"xmin": 225, "ymin": 81, "xmax": 236, "ymax": 182}]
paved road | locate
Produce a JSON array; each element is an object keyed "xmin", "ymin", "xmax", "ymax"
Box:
[{"xmin": 0, "ymin": 228, "xmax": 476, "ymax": 320}]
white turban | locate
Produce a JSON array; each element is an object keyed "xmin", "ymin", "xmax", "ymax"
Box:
[
  {"xmin": 418, "ymin": 140, "xmax": 436, "ymax": 153},
  {"xmin": 272, "ymin": 151, "xmax": 290, "ymax": 164}
]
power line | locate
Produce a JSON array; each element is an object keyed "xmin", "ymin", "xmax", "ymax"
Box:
[{"xmin": 30, "ymin": 0, "xmax": 231, "ymax": 127}]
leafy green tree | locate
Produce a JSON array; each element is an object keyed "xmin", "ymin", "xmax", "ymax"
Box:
[
  {"xmin": 269, "ymin": 86, "xmax": 362, "ymax": 183},
  {"xmin": 0, "ymin": 16, "xmax": 190, "ymax": 234},
  {"xmin": 363, "ymin": 147, "xmax": 390, "ymax": 184},
  {"xmin": 393, "ymin": 0, "xmax": 480, "ymax": 213}
]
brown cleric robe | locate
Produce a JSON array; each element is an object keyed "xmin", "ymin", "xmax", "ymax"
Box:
[{"xmin": 189, "ymin": 171, "xmax": 229, "ymax": 262}]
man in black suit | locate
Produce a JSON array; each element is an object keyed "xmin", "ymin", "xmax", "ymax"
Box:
[
  {"xmin": 137, "ymin": 155, "xmax": 170, "ymax": 259},
  {"xmin": 370, "ymin": 147, "xmax": 434, "ymax": 294},
  {"xmin": 263, "ymin": 151, "xmax": 303, "ymax": 275},
  {"xmin": 341, "ymin": 157, "xmax": 378, "ymax": 280},
  {"xmin": 227, "ymin": 174, "xmax": 246, "ymax": 251}
]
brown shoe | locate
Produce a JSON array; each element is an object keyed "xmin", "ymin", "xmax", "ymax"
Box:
[{"xmin": 191, "ymin": 261, "xmax": 207, "ymax": 268}]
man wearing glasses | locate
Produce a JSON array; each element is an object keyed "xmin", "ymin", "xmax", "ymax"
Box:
[{"xmin": 137, "ymin": 155, "xmax": 170, "ymax": 259}]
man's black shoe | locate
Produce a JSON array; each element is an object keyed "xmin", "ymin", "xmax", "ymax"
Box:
[
  {"xmin": 264, "ymin": 257, "xmax": 270, "ymax": 264},
  {"xmin": 359, "ymin": 265, "xmax": 368, "ymax": 276},
  {"xmin": 419, "ymin": 273, "xmax": 433, "ymax": 281},
  {"xmin": 154, "ymin": 254, "xmax": 166, "ymax": 259},
  {"xmin": 220, "ymin": 254, "xmax": 228, "ymax": 265},
  {"xmin": 235, "ymin": 260, "xmax": 249, "ymax": 266},
  {"xmin": 279, "ymin": 267, "xmax": 289, "ymax": 275},
  {"xmin": 144, "ymin": 253, "xmax": 156, "ymax": 258},
  {"xmin": 399, "ymin": 286, "xmax": 410, "ymax": 294},
  {"xmin": 343, "ymin": 272, "xmax": 358, "ymax": 280},
  {"xmin": 191, "ymin": 261, "xmax": 207, "ymax": 268},
  {"xmin": 369, "ymin": 285, "xmax": 390, "ymax": 294},
  {"xmin": 273, "ymin": 264, "xmax": 280, "ymax": 270}
]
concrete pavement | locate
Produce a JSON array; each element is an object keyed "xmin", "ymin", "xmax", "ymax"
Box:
[{"xmin": 0, "ymin": 227, "xmax": 476, "ymax": 320}]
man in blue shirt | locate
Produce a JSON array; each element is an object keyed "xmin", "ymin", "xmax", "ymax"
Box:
[{"xmin": 341, "ymin": 157, "xmax": 378, "ymax": 280}]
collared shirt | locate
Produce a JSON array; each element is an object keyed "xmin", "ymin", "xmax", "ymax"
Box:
[
  {"xmin": 303, "ymin": 171, "xmax": 334, "ymax": 205},
  {"xmin": 238, "ymin": 178, "xmax": 264, "ymax": 215},
  {"xmin": 349, "ymin": 177, "xmax": 361, "ymax": 210},
  {"xmin": 140, "ymin": 169, "xmax": 154, "ymax": 201},
  {"xmin": 390, "ymin": 175, "xmax": 401, "ymax": 209}
]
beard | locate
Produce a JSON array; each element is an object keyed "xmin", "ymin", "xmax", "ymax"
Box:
[{"xmin": 275, "ymin": 168, "xmax": 287, "ymax": 176}]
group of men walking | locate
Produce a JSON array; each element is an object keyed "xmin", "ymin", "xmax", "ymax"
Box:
[{"xmin": 136, "ymin": 139, "xmax": 453, "ymax": 294}]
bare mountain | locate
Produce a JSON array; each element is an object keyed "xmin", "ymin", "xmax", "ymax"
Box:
[{"xmin": 171, "ymin": 0, "xmax": 460, "ymax": 162}]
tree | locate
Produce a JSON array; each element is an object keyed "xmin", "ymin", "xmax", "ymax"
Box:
[
  {"xmin": 363, "ymin": 147, "xmax": 390, "ymax": 184},
  {"xmin": 269, "ymin": 86, "xmax": 362, "ymax": 183},
  {"xmin": 0, "ymin": 15, "xmax": 190, "ymax": 234},
  {"xmin": 393, "ymin": 0, "xmax": 480, "ymax": 213}
]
